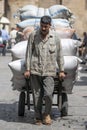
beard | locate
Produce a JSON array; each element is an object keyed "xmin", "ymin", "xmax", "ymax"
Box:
[{"xmin": 40, "ymin": 29, "xmax": 49, "ymax": 36}]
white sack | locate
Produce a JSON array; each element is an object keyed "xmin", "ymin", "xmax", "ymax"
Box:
[
  {"xmin": 19, "ymin": 4, "xmax": 72, "ymax": 19},
  {"xmin": 56, "ymin": 56, "xmax": 78, "ymax": 70},
  {"xmin": 12, "ymin": 71, "xmax": 76, "ymax": 92},
  {"xmin": 17, "ymin": 18, "xmax": 70, "ymax": 29},
  {"xmin": 48, "ymin": 5, "xmax": 72, "ymax": 19},
  {"xmin": 13, "ymin": 81, "xmax": 25, "ymax": 91},
  {"xmin": 57, "ymin": 56, "xmax": 78, "ymax": 94},
  {"xmin": 8, "ymin": 59, "xmax": 25, "ymax": 75},
  {"xmin": 16, "ymin": 19, "xmax": 40, "ymax": 29},
  {"xmin": 10, "ymin": 40, "xmax": 27, "ymax": 60},
  {"xmin": 64, "ymin": 56, "xmax": 78, "ymax": 70},
  {"xmin": 20, "ymin": 7, "xmax": 45, "ymax": 20},
  {"xmin": 37, "ymin": 7, "xmax": 44, "ymax": 17},
  {"xmin": 10, "ymin": 38, "xmax": 81, "ymax": 60},
  {"xmin": 60, "ymin": 39, "xmax": 82, "ymax": 56},
  {"xmin": 62, "ymin": 56, "xmax": 78, "ymax": 94},
  {"xmin": 23, "ymin": 27, "xmax": 75, "ymax": 40},
  {"xmin": 62, "ymin": 69, "xmax": 77, "ymax": 94},
  {"xmin": 8, "ymin": 59, "xmax": 26, "ymax": 91},
  {"xmin": 55, "ymin": 27, "xmax": 75, "ymax": 39},
  {"xmin": 9, "ymin": 56, "xmax": 78, "ymax": 76},
  {"xmin": 44, "ymin": 8, "xmax": 51, "ymax": 16},
  {"xmin": 8, "ymin": 56, "xmax": 78, "ymax": 92},
  {"xmin": 11, "ymin": 75, "xmax": 26, "ymax": 91},
  {"xmin": 52, "ymin": 19, "xmax": 71, "ymax": 28},
  {"xmin": 20, "ymin": 10, "xmax": 38, "ymax": 20}
]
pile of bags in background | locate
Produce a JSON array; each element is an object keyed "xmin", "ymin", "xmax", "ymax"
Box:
[
  {"xmin": 8, "ymin": 4, "xmax": 82, "ymax": 93},
  {"xmin": 19, "ymin": 4, "xmax": 72, "ymax": 20},
  {"xmin": 15, "ymin": 4, "xmax": 75, "ymax": 40}
]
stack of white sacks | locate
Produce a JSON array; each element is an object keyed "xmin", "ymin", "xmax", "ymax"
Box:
[{"xmin": 8, "ymin": 4, "xmax": 82, "ymax": 94}]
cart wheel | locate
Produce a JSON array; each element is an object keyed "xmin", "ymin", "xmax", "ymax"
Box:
[{"xmin": 18, "ymin": 91, "xmax": 25, "ymax": 116}]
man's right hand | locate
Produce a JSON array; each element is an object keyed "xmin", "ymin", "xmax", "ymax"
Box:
[{"xmin": 24, "ymin": 70, "xmax": 30, "ymax": 79}]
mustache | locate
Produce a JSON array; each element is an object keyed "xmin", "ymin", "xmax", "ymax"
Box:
[{"xmin": 42, "ymin": 30, "xmax": 46, "ymax": 31}]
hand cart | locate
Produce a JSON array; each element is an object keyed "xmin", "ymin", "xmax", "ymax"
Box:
[{"xmin": 18, "ymin": 76, "xmax": 66, "ymax": 117}]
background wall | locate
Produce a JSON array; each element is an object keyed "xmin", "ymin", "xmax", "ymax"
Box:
[{"xmin": 6, "ymin": 0, "xmax": 87, "ymax": 37}]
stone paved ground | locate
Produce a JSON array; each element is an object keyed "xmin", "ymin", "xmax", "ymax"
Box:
[{"xmin": 0, "ymin": 53, "xmax": 87, "ymax": 130}]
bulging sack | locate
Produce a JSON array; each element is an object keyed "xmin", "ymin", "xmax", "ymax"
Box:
[
  {"xmin": 44, "ymin": 8, "xmax": 51, "ymax": 16},
  {"xmin": 17, "ymin": 18, "xmax": 70, "ymax": 29},
  {"xmin": 8, "ymin": 59, "xmax": 25, "ymax": 75},
  {"xmin": 56, "ymin": 56, "xmax": 78, "ymax": 94},
  {"xmin": 10, "ymin": 38, "xmax": 81, "ymax": 60},
  {"xmin": 55, "ymin": 27, "xmax": 75, "ymax": 39},
  {"xmin": 8, "ymin": 59, "xmax": 26, "ymax": 91},
  {"xmin": 16, "ymin": 19, "xmax": 40, "ymax": 29},
  {"xmin": 64, "ymin": 56, "xmax": 78, "ymax": 70},
  {"xmin": 48, "ymin": 5, "xmax": 73, "ymax": 19},
  {"xmin": 52, "ymin": 19, "xmax": 71, "ymax": 28},
  {"xmin": 60, "ymin": 38, "xmax": 82, "ymax": 56},
  {"xmin": 9, "ymin": 56, "xmax": 78, "ymax": 76},
  {"xmin": 18, "ymin": 4, "xmax": 73, "ymax": 20},
  {"xmin": 56, "ymin": 56, "xmax": 78, "ymax": 71},
  {"xmin": 10, "ymin": 40, "xmax": 27, "ymax": 60},
  {"xmin": 23, "ymin": 26, "xmax": 75, "ymax": 40},
  {"xmin": 20, "ymin": 7, "xmax": 45, "ymax": 20},
  {"xmin": 20, "ymin": 10, "xmax": 38, "ymax": 20},
  {"xmin": 11, "ymin": 75, "xmax": 26, "ymax": 91},
  {"xmin": 8, "ymin": 56, "xmax": 78, "ymax": 92},
  {"xmin": 62, "ymin": 72, "xmax": 77, "ymax": 94}
]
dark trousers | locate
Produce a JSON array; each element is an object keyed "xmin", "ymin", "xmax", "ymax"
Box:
[{"xmin": 2, "ymin": 40, "xmax": 6, "ymax": 56}]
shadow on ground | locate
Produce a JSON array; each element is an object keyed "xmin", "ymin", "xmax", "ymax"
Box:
[
  {"xmin": 0, "ymin": 102, "xmax": 35, "ymax": 124},
  {"xmin": 0, "ymin": 102, "xmax": 61, "ymax": 124}
]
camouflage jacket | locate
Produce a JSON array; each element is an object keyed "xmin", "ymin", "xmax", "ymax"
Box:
[{"xmin": 25, "ymin": 29, "xmax": 64, "ymax": 76}]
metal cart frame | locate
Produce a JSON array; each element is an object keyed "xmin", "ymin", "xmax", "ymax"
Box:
[{"xmin": 18, "ymin": 77, "xmax": 64, "ymax": 117}]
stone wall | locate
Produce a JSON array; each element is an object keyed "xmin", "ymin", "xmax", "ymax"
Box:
[{"xmin": 0, "ymin": 0, "xmax": 4, "ymax": 17}]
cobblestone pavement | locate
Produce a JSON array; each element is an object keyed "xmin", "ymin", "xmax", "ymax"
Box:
[{"xmin": 0, "ymin": 53, "xmax": 87, "ymax": 130}]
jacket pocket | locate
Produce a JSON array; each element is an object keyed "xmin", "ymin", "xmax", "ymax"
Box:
[{"xmin": 49, "ymin": 43, "xmax": 56, "ymax": 53}]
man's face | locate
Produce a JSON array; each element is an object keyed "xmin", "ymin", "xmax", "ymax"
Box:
[{"xmin": 40, "ymin": 22, "xmax": 51, "ymax": 36}]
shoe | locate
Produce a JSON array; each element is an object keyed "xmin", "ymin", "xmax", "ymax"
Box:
[
  {"xmin": 43, "ymin": 114, "xmax": 52, "ymax": 125},
  {"xmin": 35, "ymin": 118, "xmax": 42, "ymax": 125}
]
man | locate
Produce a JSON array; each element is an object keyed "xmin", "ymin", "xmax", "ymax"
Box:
[
  {"xmin": 15, "ymin": 26, "xmax": 24, "ymax": 43},
  {"xmin": 10, "ymin": 27, "xmax": 17, "ymax": 48},
  {"xmin": 79, "ymin": 32, "xmax": 87, "ymax": 64},
  {"xmin": 82, "ymin": 32, "xmax": 87, "ymax": 63},
  {"xmin": 24, "ymin": 16, "xmax": 65, "ymax": 125},
  {"xmin": 1, "ymin": 25, "xmax": 10, "ymax": 56}
]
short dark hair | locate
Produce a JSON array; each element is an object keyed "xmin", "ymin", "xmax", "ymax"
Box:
[{"xmin": 40, "ymin": 15, "xmax": 52, "ymax": 25}]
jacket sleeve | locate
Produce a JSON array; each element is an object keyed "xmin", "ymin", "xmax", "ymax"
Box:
[
  {"xmin": 25, "ymin": 32, "xmax": 34, "ymax": 71},
  {"xmin": 56, "ymin": 34, "xmax": 64, "ymax": 72}
]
